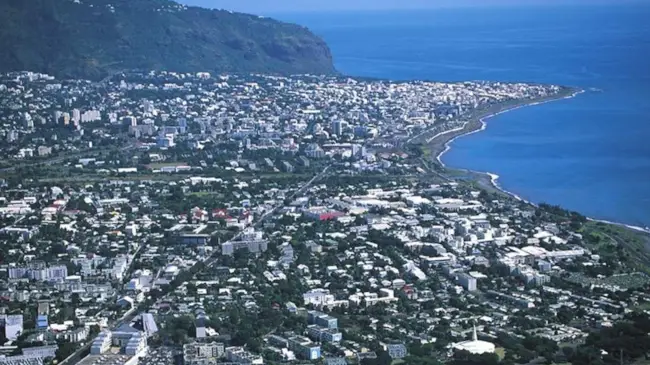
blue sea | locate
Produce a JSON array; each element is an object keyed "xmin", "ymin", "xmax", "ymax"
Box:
[{"xmin": 278, "ymin": 4, "xmax": 650, "ymax": 228}]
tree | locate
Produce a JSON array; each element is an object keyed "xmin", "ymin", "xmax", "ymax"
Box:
[
  {"xmin": 55, "ymin": 341, "xmax": 78, "ymax": 361},
  {"xmin": 70, "ymin": 293, "xmax": 81, "ymax": 307},
  {"xmin": 159, "ymin": 315, "xmax": 195, "ymax": 345},
  {"xmin": 573, "ymin": 313, "xmax": 650, "ymax": 364},
  {"xmin": 450, "ymin": 350, "xmax": 499, "ymax": 365},
  {"xmin": 89, "ymin": 324, "xmax": 101, "ymax": 338}
]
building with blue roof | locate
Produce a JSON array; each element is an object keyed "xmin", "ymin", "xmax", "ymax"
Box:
[{"xmin": 36, "ymin": 315, "xmax": 48, "ymax": 330}]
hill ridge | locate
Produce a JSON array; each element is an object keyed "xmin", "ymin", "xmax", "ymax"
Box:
[{"xmin": 0, "ymin": 0, "xmax": 336, "ymax": 79}]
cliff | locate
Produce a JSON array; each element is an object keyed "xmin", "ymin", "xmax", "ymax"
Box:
[{"xmin": 0, "ymin": 0, "xmax": 336, "ymax": 79}]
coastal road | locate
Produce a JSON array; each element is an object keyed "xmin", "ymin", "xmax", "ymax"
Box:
[
  {"xmin": 406, "ymin": 119, "xmax": 467, "ymax": 145},
  {"xmin": 404, "ymin": 91, "xmax": 578, "ymax": 171},
  {"xmin": 418, "ymin": 157, "xmax": 453, "ymax": 183}
]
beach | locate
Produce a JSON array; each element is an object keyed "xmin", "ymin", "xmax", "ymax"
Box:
[
  {"xmin": 409, "ymin": 87, "xmax": 580, "ymax": 203},
  {"xmin": 435, "ymin": 89, "xmax": 585, "ymax": 166},
  {"xmin": 410, "ymin": 87, "xmax": 583, "ymax": 165}
]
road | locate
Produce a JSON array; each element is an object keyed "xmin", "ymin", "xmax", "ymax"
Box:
[
  {"xmin": 204, "ymin": 164, "xmax": 332, "ymax": 267},
  {"xmin": 59, "ymin": 243, "xmax": 145, "ymax": 364},
  {"xmin": 59, "ymin": 308, "xmax": 139, "ymax": 365},
  {"xmin": 256, "ymin": 164, "xmax": 331, "ymax": 226}
]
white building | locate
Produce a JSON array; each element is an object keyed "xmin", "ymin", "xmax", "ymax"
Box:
[
  {"xmin": 225, "ymin": 347, "xmax": 263, "ymax": 364},
  {"xmin": 184, "ymin": 342, "xmax": 224, "ymax": 365},
  {"xmin": 456, "ymin": 273, "xmax": 477, "ymax": 291},
  {"xmin": 452, "ymin": 325, "xmax": 495, "ymax": 355},
  {"xmin": 303, "ymin": 289, "xmax": 335, "ymax": 306},
  {"xmin": 2, "ymin": 315, "xmax": 23, "ymax": 341},
  {"xmin": 72, "ymin": 109, "xmax": 81, "ymax": 123},
  {"xmin": 90, "ymin": 331, "xmax": 112, "ymax": 355},
  {"xmin": 8, "ymin": 265, "xmax": 67, "ymax": 282}
]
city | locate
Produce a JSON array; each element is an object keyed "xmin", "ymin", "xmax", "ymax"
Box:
[{"xmin": 0, "ymin": 70, "xmax": 648, "ymax": 365}]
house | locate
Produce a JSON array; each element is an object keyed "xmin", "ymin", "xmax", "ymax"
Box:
[
  {"xmin": 325, "ymin": 358, "xmax": 347, "ymax": 365},
  {"xmin": 116, "ymin": 296, "xmax": 135, "ymax": 309},
  {"xmin": 302, "ymin": 207, "xmax": 345, "ymax": 221},
  {"xmin": 386, "ymin": 344, "xmax": 408, "ymax": 359}
]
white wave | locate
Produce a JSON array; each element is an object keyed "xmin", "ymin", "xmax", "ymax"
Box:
[{"xmin": 587, "ymin": 218, "xmax": 650, "ymax": 234}]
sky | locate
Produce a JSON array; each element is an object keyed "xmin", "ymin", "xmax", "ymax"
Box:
[{"xmin": 177, "ymin": 0, "xmax": 644, "ymax": 14}]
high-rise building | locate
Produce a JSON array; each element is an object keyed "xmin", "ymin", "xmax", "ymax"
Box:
[
  {"xmin": 307, "ymin": 325, "xmax": 343, "ymax": 343},
  {"xmin": 288, "ymin": 336, "xmax": 321, "ymax": 360},
  {"xmin": 457, "ymin": 273, "xmax": 477, "ymax": 291},
  {"xmin": 81, "ymin": 110, "xmax": 101, "ymax": 123},
  {"xmin": 305, "ymin": 143, "xmax": 325, "ymax": 159},
  {"xmin": 184, "ymin": 342, "xmax": 225, "ymax": 365},
  {"xmin": 23, "ymin": 113, "xmax": 34, "ymax": 129},
  {"xmin": 8, "ymin": 265, "xmax": 67, "ymax": 282},
  {"xmin": 306, "ymin": 311, "xmax": 343, "ymax": 343},
  {"xmin": 141, "ymin": 313, "xmax": 158, "ymax": 337},
  {"xmin": 143, "ymin": 100, "xmax": 155, "ymax": 114},
  {"xmin": 178, "ymin": 118, "xmax": 188, "ymax": 134},
  {"xmin": 196, "ymin": 321, "xmax": 206, "ymax": 338},
  {"xmin": 90, "ymin": 331, "xmax": 112, "ymax": 355},
  {"xmin": 331, "ymin": 120, "xmax": 347, "ymax": 136},
  {"xmin": 72, "ymin": 109, "xmax": 81, "ymax": 123},
  {"xmin": 6, "ymin": 130, "xmax": 18, "ymax": 143},
  {"xmin": 123, "ymin": 116, "xmax": 137, "ymax": 126},
  {"xmin": 351, "ymin": 144, "xmax": 362, "ymax": 158},
  {"xmin": 157, "ymin": 134, "xmax": 175, "ymax": 148},
  {"xmin": 195, "ymin": 308, "xmax": 208, "ymax": 338},
  {"xmin": 53, "ymin": 111, "xmax": 63, "ymax": 124},
  {"xmin": 2, "ymin": 314, "xmax": 24, "ymax": 341},
  {"xmin": 36, "ymin": 301, "xmax": 49, "ymax": 330}
]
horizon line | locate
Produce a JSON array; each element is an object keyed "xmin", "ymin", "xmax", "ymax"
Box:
[{"xmin": 179, "ymin": 0, "xmax": 650, "ymax": 16}]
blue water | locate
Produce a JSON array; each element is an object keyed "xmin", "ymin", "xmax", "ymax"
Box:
[{"xmin": 278, "ymin": 5, "xmax": 650, "ymax": 228}]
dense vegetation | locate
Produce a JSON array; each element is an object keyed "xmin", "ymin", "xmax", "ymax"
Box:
[
  {"xmin": 569, "ymin": 312, "xmax": 650, "ymax": 365},
  {"xmin": 0, "ymin": 0, "xmax": 336, "ymax": 79}
]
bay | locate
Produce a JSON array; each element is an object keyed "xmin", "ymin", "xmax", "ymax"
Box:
[{"xmin": 278, "ymin": 4, "xmax": 650, "ymax": 228}]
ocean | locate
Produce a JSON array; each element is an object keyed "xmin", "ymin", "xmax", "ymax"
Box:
[{"xmin": 278, "ymin": 4, "xmax": 650, "ymax": 228}]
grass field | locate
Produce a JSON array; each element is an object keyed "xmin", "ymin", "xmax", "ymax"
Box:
[{"xmin": 584, "ymin": 221, "xmax": 650, "ymax": 274}]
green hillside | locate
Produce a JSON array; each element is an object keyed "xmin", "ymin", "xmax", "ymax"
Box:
[{"xmin": 0, "ymin": 0, "xmax": 336, "ymax": 79}]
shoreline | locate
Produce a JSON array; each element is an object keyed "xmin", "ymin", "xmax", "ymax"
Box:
[
  {"xmin": 435, "ymin": 88, "xmax": 585, "ymax": 167},
  {"xmin": 421, "ymin": 88, "xmax": 650, "ymax": 235}
]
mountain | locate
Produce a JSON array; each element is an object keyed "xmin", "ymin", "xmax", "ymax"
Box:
[{"xmin": 0, "ymin": 0, "xmax": 336, "ymax": 79}]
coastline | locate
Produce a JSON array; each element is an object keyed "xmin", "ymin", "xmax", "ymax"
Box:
[
  {"xmin": 421, "ymin": 88, "xmax": 650, "ymax": 235},
  {"xmin": 434, "ymin": 88, "xmax": 585, "ymax": 167}
]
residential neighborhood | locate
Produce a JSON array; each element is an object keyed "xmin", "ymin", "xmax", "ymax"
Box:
[{"xmin": 0, "ymin": 70, "xmax": 648, "ymax": 365}]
